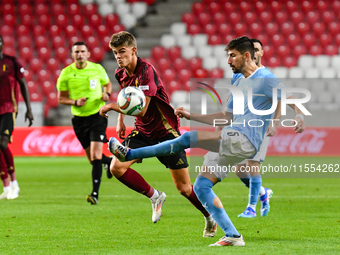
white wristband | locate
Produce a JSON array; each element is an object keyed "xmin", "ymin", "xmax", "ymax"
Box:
[{"xmin": 295, "ymin": 114, "xmax": 304, "ymax": 120}]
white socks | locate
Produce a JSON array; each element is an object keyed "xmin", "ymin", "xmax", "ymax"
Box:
[
  {"xmin": 11, "ymin": 180, "xmax": 19, "ymax": 188},
  {"xmin": 150, "ymin": 190, "xmax": 159, "ymax": 201},
  {"xmin": 259, "ymin": 186, "xmax": 265, "ymax": 196}
]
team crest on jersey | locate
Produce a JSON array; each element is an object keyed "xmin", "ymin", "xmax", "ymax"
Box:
[
  {"xmin": 89, "ymin": 80, "xmax": 97, "ymax": 89},
  {"xmin": 122, "ymin": 81, "xmax": 127, "ymax": 88},
  {"xmin": 3, "ymin": 65, "xmax": 7, "ymax": 71},
  {"xmin": 135, "ymin": 79, "xmax": 139, "ymax": 87}
]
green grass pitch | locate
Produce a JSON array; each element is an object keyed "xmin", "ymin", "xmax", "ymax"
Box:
[{"xmin": 0, "ymin": 156, "xmax": 339, "ymax": 254}]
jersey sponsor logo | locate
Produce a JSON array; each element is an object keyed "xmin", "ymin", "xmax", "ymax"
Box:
[
  {"xmin": 89, "ymin": 80, "xmax": 97, "ymax": 89},
  {"xmin": 100, "ymin": 135, "xmax": 104, "ymax": 140},
  {"xmin": 139, "ymin": 85, "xmax": 149, "ymax": 91}
]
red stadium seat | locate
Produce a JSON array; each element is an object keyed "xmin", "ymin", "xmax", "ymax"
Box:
[
  {"xmin": 68, "ymin": 36, "xmax": 81, "ymax": 48},
  {"xmin": 19, "ymin": 3, "xmax": 32, "ymax": 16},
  {"xmin": 271, "ymin": 34, "xmax": 284, "ymax": 47},
  {"xmin": 3, "ymin": 4, "xmax": 15, "ymax": 15},
  {"xmin": 204, "ymin": 23, "xmax": 218, "ymax": 37},
  {"xmin": 265, "ymin": 23, "xmax": 279, "ymax": 37},
  {"xmin": 167, "ymin": 47, "xmax": 181, "ymax": 61},
  {"xmin": 296, "ymin": 22, "xmax": 310, "ymax": 37},
  {"xmin": 63, "ymin": 58, "xmax": 73, "ymax": 67},
  {"xmin": 18, "ymin": 35, "xmax": 31, "ymax": 48},
  {"xmin": 90, "ymin": 47, "xmax": 105, "ymax": 62},
  {"xmin": 97, "ymin": 25, "xmax": 108, "ymax": 40},
  {"xmin": 223, "ymin": 2, "xmax": 237, "ymax": 13},
  {"xmin": 286, "ymin": 1, "xmax": 298, "ymax": 14},
  {"xmin": 64, "ymin": 25, "xmax": 77, "ymax": 38},
  {"xmin": 35, "ymin": 36, "xmax": 48, "ymax": 49},
  {"xmin": 309, "ymin": 45, "xmax": 323, "ymax": 56},
  {"xmin": 42, "ymin": 81, "xmax": 56, "ymax": 96},
  {"xmin": 110, "ymin": 91, "xmax": 119, "ymax": 104},
  {"xmin": 112, "ymin": 24, "xmax": 125, "ymax": 34},
  {"xmin": 208, "ymin": 2, "xmax": 221, "ymax": 15},
  {"xmin": 157, "ymin": 58, "xmax": 171, "ymax": 73},
  {"xmin": 187, "ymin": 24, "xmax": 201, "ymax": 35},
  {"xmin": 73, "ymin": 15, "xmax": 85, "ymax": 29},
  {"xmin": 239, "ymin": 1, "xmax": 252, "ymax": 14},
  {"xmin": 312, "ymin": 22, "xmax": 326, "ymax": 37},
  {"xmin": 33, "ymin": 25, "xmax": 46, "ymax": 37},
  {"xmin": 259, "ymin": 11, "xmax": 273, "ymax": 24},
  {"xmin": 37, "ymin": 70, "xmax": 51, "ymax": 83},
  {"xmin": 275, "ymin": 11, "xmax": 288, "ymax": 26},
  {"xmin": 316, "ymin": 0, "xmax": 328, "ymax": 12},
  {"xmin": 319, "ymin": 34, "xmax": 332, "ymax": 48},
  {"xmin": 293, "ymin": 45, "xmax": 307, "ymax": 57},
  {"xmin": 46, "ymin": 58, "xmax": 60, "ymax": 71},
  {"xmin": 262, "ymin": 45, "xmax": 274, "ymax": 57},
  {"xmin": 329, "ymin": 22, "xmax": 340, "ymax": 36},
  {"xmin": 3, "ymin": 36, "xmax": 14, "ymax": 46},
  {"xmin": 151, "ymin": 46, "xmax": 166, "ymax": 61},
  {"xmin": 209, "ymin": 68, "xmax": 224, "ymax": 78},
  {"xmin": 291, "ymin": 12, "xmax": 303, "ymax": 25},
  {"xmin": 17, "ymin": 25, "xmax": 29, "ymax": 37},
  {"xmin": 178, "ymin": 69, "xmax": 192, "ymax": 84},
  {"xmin": 192, "ymin": 2, "xmax": 205, "ymax": 16},
  {"xmin": 325, "ymin": 45, "xmax": 338, "ymax": 56},
  {"xmin": 144, "ymin": 57, "xmax": 157, "ymax": 67},
  {"xmin": 19, "ymin": 47, "xmax": 33, "ymax": 63},
  {"xmin": 55, "ymin": 47, "xmax": 69, "ymax": 62},
  {"xmin": 302, "ymin": 33, "xmax": 316, "ymax": 48},
  {"xmin": 223, "ymin": 34, "xmax": 237, "ymax": 45},
  {"xmin": 89, "ymin": 14, "xmax": 102, "ymax": 27},
  {"xmin": 249, "ymin": 23, "xmax": 263, "ymax": 38},
  {"xmin": 306, "ymin": 11, "xmax": 320, "ymax": 24},
  {"xmin": 277, "ymin": 45, "xmax": 289, "ymax": 58},
  {"xmin": 167, "ymin": 80, "xmax": 181, "ymax": 95},
  {"xmin": 208, "ymin": 35, "xmax": 222, "ymax": 45},
  {"xmin": 188, "ymin": 57, "xmax": 202, "ymax": 73},
  {"xmin": 52, "ymin": 36, "xmax": 65, "ymax": 49},
  {"xmin": 234, "ymin": 23, "xmax": 247, "ymax": 37},
  {"xmin": 213, "ymin": 12, "xmax": 226, "ymax": 24},
  {"xmin": 322, "ymin": 11, "xmax": 335, "ymax": 24},
  {"xmin": 270, "ymin": 1, "xmax": 282, "ymax": 13},
  {"xmin": 51, "ymin": 4, "xmax": 64, "ymax": 16},
  {"xmin": 229, "ymin": 12, "xmax": 241, "ymax": 26},
  {"xmin": 27, "ymin": 81, "xmax": 39, "ymax": 94},
  {"xmin": 38, "ymin": 47, "xmax": 51, "ymax": 62},
  {"xmin": 255, "ymin": 1, "xmax": 267, "ymax": 14},
  {"xmin": 332, "ymin": 0, "xmax": 340, "ymax": 13},
  {"xmin": 83, "ymin": 4, "xmax": 98, "ymax": 16},
  {"xmin": 174, "ymin": 58, "xmax": 187, "ymax": 72},
  {"xmin": 256, "ymin": 34, "xmax": 269, "ymax": 47},
  {"xmin": 3, "ymin": 47, "xmax": 15, "ymax": 56},
  {"xmin": 87, "ymin": 36, "xmax": 100, "ymax": 50},
  {"xmin": 50, "ymin": 25, "xmax": 62, "ymax": 37},
  {"xmin": 46, "ymin": 92, "xmax": 59, "ymax": 108},
  {"xmin": 281, "ymin": 22, "xmax": 294, "ymax": 37},
  {"xmin": 29, "ymin": 58, "xmax": 43, "ymax": 73},
  {"xmin": 3, "ymin": 14, "xmax": 16, "ymax": 26},
  {"xmin": 182, "ymin": 12, "xmax": 196, "ymax": 26},
  {"xmin": 23, "ymin": 70, "xmax": 33, "ymax": 82},
  {"xmin": 38, "ymin": 14, "xmax": 51, "ymax": 28},
  {"xmin": 56, "ymin": 14, "xmax": 68, "ymax": 28},
  {"xmin": 81, "ymin": 25, "xmax": 92, "ymax": 38},
  {"xmin": 301, "ymin": 1, "xmax": 313, "ymax": 14},
  {"xmin": 244, "ymin": 12, "xmax": 256, "ymax": 26},
  {"xmin": 68, "ymin": 3, "xmax": 81, "ymax": 16},
  {"xmin": 30, "ymin": 92, "xmax": 43, "ymax": 102},
  {"xmin": 194, "ymin": 68, "xmax": 208, "ymax": 78},
  {"xmin": 197, "ymin": 13, "xmax": 211, "ymax": 27},
  {"xmin": 105, "ymin": 14, "xmax": 120, "ymax": 27},
  {"xmin": 287, "ymin": 34, "xmax": 300, "ymax": 49},
  {"xmin": 218, "ymin": 23, "xmax": 232, "ymax": 37},
  {"xmin": 162, "ymin": 69, "xmax": 176, "ymax": 84},
  {"xmin": 283, "ymin": 56, "xmax": 297, "ymax": 68},
  {"xmin": 267, "ymin": 57, "xmax": 281, "ymax": 67},
  {"xmin": 1, "ymin": 25, "xmax": 14, "ymax": 37}
]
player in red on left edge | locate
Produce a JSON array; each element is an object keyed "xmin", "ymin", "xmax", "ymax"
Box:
[{"xmin": 0, "ymin": 34, "xmax": 34, "ymax": 200}]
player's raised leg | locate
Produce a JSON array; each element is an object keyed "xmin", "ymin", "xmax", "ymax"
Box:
[{"xmin": 110, "ymin": 157, "xmax": 166, "ymax": 223}]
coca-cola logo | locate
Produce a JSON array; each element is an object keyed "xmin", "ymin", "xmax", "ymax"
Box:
[
  {"xmin": 22, "ymin": 129, "xmax": 83, "ymax": 154},
  {"xmin": 269, "ymin": 129, "xmax": 327, "ymax": 154}
]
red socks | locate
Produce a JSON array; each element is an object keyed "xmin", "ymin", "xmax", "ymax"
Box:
[
  {"xmin": 117, "ymin": 168, "xmax": 155, "ymax": 198},
  {"xmin": 1, "ymin": 147, "xmax": 15, "ymax": 178},
  {"xmin": 188, "ymin": 185, "xmax": 210, "ymax": 217}
]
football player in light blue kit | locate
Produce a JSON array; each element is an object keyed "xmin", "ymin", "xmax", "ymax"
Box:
[
  {"xmin": 108, "ymin": 36, "xmax": 306, "ymax": 246},
  {"xmin": 232, "ymin": 39, "xmax": 278, "ymax": 218}
]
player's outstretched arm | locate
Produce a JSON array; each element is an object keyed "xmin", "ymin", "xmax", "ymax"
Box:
[
  {"xmin": 175, "ymin": 107, "xmax": 233, "ymax": 126},
  {"xmin": 18, "ymin": 78, "xmax": 34, "ymax": 126}
]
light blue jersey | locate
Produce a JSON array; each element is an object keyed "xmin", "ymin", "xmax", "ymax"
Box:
[{"xmin": 225, "ymin": 67, "xmax": 284, "ymax": 151}]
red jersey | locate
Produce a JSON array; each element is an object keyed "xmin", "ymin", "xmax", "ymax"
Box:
[
  {"xmin": 115, "ymin": 57, "xmax": 180, "ymax": 139},
  {"xmin": 0, "ymin": 54, "xmax": 25, "ymax": 114}
]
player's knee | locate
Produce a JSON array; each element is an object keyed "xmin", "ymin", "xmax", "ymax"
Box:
[
  {"xmin": 179, "ymin": 132, "xmax": 191, "ymax": 147},
  {"xmin": 177, "ymin": 184, "xmax": 192, "ymax": 198},
  {"xmin": 193, "ymin": 176, "xmax": 213, "ymax": 200},
  {"xmin": 110, "ymin": 161, "xmax": 128, "ymax": 178}
]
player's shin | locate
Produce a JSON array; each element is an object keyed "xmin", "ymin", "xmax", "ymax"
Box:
[
  {"xmin": 91, "ymin": 159, "xmax": 103, "ymax": 198},
  {"xmin": 127, "ymin": 131, "xmax": 198, "ymax": 161},
  {"xmin": 248, "ymin": 175, "xmax": 262, "ymax": 209},
  {"xmin": 194, "ymin": 176, "xmax": 240, "ymax": 237}
]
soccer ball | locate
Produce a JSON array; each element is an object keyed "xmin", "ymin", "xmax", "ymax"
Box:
[{"xmin": 117, "ymin": 86, "xmax": 146, "ymax": 116}]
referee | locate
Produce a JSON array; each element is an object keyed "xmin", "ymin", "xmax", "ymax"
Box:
[{"xmin": 57, "ymin": 42, "xmax": 113, "ymax": 205}]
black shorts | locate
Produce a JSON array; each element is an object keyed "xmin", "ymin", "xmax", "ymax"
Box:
[
  {"xmin": 122, "ymin": 130, "xmax": 189, "ymax": 170},
  {"xmin": 72, "ymin": 112, "xmax": 108, "ymax": 149},
  {"xmin": 0, "ymin": 112, "xmax": 16, "ymax": 141}
]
